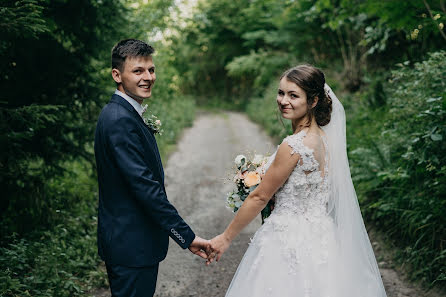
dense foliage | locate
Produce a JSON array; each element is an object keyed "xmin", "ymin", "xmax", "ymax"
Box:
[
  {"xmin": 0, "ymin": 162, "xmax": 106, "ymax": 296},
  {"xmin": 171, "ymin": 0, "xmax": 445, "ymax": 101},
  {"xmin": 348, "ymin": 51, "xmax": 446, "ymax": 286},
  {"xmin": 172, "ymin": 0, "xmax": 446, "ymax": 289},
  {"xmin": 0, "ymin": 0, "xmax": 128, "ymax": 237},
  {"xmin": 0, "ymin": 0, "xmax": 125, "ymax": 293}
]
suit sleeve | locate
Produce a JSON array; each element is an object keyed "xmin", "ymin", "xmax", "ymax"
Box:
[{"xmin": 106, "ymin": 115, "xmax": 195, "ymax": 249}]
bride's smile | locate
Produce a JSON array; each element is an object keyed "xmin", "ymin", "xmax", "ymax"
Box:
[{"xmin": 276, "ymin": 77, "xmax": 316, "ymax": 126}]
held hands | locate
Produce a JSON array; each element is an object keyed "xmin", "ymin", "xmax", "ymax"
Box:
[
  {"xmin": 206, "ymin": 233, "xmax": 232, "ymax": 265},
  {"xmin": 188, "ymin": 236, "xmax": 211, "ymax": 259},
  {"xmin": 188, "ymin": 234, "xmax": 231, "ymax": 264}
]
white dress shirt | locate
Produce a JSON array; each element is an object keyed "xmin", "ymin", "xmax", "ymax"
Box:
[{"xmin": 114, "ymin": 89, "xmax": 144, "ymax": 118}]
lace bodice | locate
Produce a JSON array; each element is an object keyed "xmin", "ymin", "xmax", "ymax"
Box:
[{"xmin": 264, "ymin": 130, "xmax": 330, "ymax": 219}]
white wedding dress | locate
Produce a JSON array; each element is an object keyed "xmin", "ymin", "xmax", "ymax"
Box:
[{"xmin": 225, "ymin": 85, "xmax": 387, "ymax": 297}]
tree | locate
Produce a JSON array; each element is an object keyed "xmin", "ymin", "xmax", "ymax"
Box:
[{"xmin": 0, "ymin": 0, "xmax": 128, "ymax": 236}]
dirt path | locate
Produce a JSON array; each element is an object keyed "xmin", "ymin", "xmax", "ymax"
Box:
[{"xmin": 92, "ymin": 111, "xmax": 437, "ymax": 297}]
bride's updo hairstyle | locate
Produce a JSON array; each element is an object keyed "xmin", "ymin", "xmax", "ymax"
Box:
[{"xmin": 280, "ymin": 65, "xmax": 332, "ymax": 126}]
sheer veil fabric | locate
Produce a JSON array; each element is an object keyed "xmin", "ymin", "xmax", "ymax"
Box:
[{"xmin": 323, "ymin": 84, "xmax": 387, "ymax": 296}]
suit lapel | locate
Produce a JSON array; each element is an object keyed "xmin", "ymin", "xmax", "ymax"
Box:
[
  {"xmin": 110, "ymin": 94, "xmax": 144, "ymax": 124},
  {"xmin": 110, "ymin": 95, "xmax": 164, "ymax": 182}
]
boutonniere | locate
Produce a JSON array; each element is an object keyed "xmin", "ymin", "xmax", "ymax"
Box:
[{"xmin": 142, "ymin": 104, "xmax": 163, "ymax": 135}]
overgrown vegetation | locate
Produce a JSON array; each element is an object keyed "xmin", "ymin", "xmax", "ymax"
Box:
[
  {"xmin": 0, "ymin": 161, "xmax": 106, "ymax": 296},
  {"xmin": 170, "ymin": 0, "xmax": 445, "ymax": 99},
  {"xmin": 0, "ymin": 0, "xmax": 127, "ymax": 237},
  {"xmin": 347, "ymin": 52, "xmax": 446, "ymax": 286}
]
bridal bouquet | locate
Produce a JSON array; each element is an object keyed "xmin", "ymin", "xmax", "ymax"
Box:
[{"xmin": 226, "ymin": 154, "xmax": 274, "ymax": 222}]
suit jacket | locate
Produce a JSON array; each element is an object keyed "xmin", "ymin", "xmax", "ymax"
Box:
[{"xmin": 94, "ymin": 94, "xmax": 195, "ymax": 267}]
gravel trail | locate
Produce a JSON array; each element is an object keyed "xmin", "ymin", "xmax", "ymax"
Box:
[
  {"xmin": 92, "ymin": 111, "xmax": 438, "ymax": 297},
  {"xmin": 154, "ymin": 111, "xmax": 275, "ymax": 297}
]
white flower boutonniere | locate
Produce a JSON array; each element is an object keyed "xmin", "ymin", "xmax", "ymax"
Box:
[{"xmin": 142, "ymin": 104, "xmax": 163, "ymax": 135}]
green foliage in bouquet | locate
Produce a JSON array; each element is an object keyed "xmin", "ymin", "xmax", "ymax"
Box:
[{"xmin": 226, "ymin": 154, "xmax": 274, "ymax": 223}]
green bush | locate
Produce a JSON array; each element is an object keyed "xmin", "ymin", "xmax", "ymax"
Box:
[
  {"xmin": 0, "ymin": 0, "xmax": 127, "ymax": 237},
  {"xmin": 0, "ymin": 161, "xmax": 106, "ymax": 297},
  {"xmin": 348, "ymin": 51, "xmax": 446, "ymax": 287}
]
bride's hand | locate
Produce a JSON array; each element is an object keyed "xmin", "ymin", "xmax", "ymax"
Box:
[
  {"xmin": 207, "ymin": 233, "xmax": 231, "ymax": 265},
  {"xmin": 270, "ymin": 196, "xmax": 276, "ymax": 211}
]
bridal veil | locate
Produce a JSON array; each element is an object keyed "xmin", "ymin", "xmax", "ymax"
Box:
[{"xmin": 323, "ymin": 84, "xmax": 387, "ymax": 296}]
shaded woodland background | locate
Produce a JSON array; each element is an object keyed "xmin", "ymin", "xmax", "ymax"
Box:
[{"xmin": 0, "ymin": 0, "xmax": 445, "ymax": 296}]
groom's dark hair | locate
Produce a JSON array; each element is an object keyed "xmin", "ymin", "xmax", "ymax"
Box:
[{"xmin": 112, "ymin": 39, "xmax": 155, "ymax": 72}]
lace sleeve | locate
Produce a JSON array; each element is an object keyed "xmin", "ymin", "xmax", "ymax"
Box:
[{"xmin": 282, "ymin": 132, "xmax": 319, "ymax": 172}]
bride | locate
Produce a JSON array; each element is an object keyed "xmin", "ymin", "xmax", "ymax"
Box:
[{"xmin": 207, "ymin": 65, "xmax": 387, "ymax": 297}]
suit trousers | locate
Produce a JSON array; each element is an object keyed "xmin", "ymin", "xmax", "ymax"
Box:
[{"xmin": 105, "ymin": 262, "xmax": 159, "ymax": 297}]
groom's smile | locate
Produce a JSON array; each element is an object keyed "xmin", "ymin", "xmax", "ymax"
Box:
[{"xmin": 113, "ymin": 56, "xmax": 156, "ymax": 104}]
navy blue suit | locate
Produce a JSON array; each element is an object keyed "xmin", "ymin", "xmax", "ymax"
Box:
[{"xmin": 94, "ymin": 94, "xmax": 195, "ymax": 296}]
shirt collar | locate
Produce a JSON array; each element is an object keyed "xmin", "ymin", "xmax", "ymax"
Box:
[{"xmin": 114, "ymin": 89, "xmax": 144, "ymax": 118}]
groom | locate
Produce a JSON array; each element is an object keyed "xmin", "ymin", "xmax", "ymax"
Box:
[{"xmin": 94, "ymin": 39, "xmax": 210, "ymax": 297}]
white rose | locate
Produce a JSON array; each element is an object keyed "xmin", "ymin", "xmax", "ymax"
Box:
[
  {"xmin": 231, "ymin": 193, "xmax": 240, "ymax": 200},
  {"xmin": 234, "ymin": 154, "xmax": 247, "ymax": 167},
  {"xmin": 251, "ymin": 154, "xmax": 264, "ymax": 165}
]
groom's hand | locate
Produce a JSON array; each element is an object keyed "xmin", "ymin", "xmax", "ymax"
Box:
[{"xmin": 188, "ymin": 236, "xmax": 211, "ymax": 260}]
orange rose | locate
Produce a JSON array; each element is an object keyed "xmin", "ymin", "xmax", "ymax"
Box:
[{"xmin": 244, "ymin": 171, "xmax": 261, "ymax": 187}]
